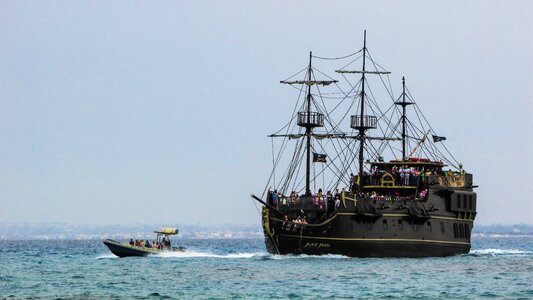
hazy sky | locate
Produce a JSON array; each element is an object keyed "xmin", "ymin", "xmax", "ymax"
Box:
[{"xmin": 1, "ymin": 1, "xmax": 531, "ymax": 226}]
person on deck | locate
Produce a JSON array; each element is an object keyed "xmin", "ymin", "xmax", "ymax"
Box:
[
  {"xmin": 334, "ymin": 188, "xmax": 340, "ymax": 200},
  {"xmin": 129, "ymin": 239, "xmax": 134, "ymax": 246},
  {"xmin": 326, "ymin": 191, "xmax": 333, "ymax": 214},
  {"xmin": 369, "ymin": 166, "xmax": 378, "ymax": 185},
  {"xmin": 409, "ymin": 167, "xmax": 416, "ymax": 186},
  {"xmin": 335, "ymin": 197, "xmax": 341, "ymax": 211},
  {"xmin": 290, "ymin": 191, "xmax": 297, "ymax": 207},
  {"xmin": 402, "ymin": 166, "xmax": 410, "ymax": 186},
  {"xmin": 272, "ymin": 190, "xmax": 279, "ymax": 209},
  {"xmin": 282, "ymin": 215, "xmax": 290, "ymax": 231},
  {"xmin": 317, "ymin": 189, "xmax": 323, "ymax": 209},
  {"xmin": 349, "ymin": 173, "xmax": 357, "ymax": 192}
]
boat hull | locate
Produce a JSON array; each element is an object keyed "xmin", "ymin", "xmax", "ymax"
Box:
[
  {"xmin": 103, "ymin": 239, "xmax": 185, "ymax": 258},
  {"xmin": 265, "ymin": 235, "xmax": 469, "ymax": 258},
  {"xmin": 261, "ymin": 198, "xmax": 474, "ymax": 258}
]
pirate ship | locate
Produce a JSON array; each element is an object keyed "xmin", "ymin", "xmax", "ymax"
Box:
[{"xmin": 251, "ymin": 31, "xmax": 477, "ymax": 257}]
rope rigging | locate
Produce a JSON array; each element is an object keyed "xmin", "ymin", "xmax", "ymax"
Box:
[
  {"xmin": 311, "ymin": 49, "xmax": 363, "ymax": 61},
  {"xmin": 264, "ymin": 44, "xmax": 464, "ymax": 197}
]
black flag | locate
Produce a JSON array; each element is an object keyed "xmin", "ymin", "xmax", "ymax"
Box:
[
  {"xmin": 313, "ymin": 153, "xmax": 327, "ymax": 163},
  {"xmin": 432, "ymin": 135, "xmax": 446, "ymax": 143}
]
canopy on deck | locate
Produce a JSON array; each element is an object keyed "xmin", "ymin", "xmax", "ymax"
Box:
[{"xmin": 154, "ymin": 228, "xmax": 178, "ymax": 235}]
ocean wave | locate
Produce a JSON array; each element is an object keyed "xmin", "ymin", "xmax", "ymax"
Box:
[
  {"xmin": 266, "ymin": 253, "xmax": 351, "ymax": 260},
  {"xmin": 473, "ymin": 233, "xmax": 533, "ymax": 238},
  {"xmin": 468, "ymin": 248, "xmax": 532, "ymax": 256}
]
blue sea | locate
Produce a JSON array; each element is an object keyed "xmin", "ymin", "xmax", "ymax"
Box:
[{"xmin": 1, "ymin": 235, "xmax": 532, "ymax": 299}]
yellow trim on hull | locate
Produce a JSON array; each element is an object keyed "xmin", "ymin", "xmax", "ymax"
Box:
[
  {"xmin": 271, "ymin": 212, "xmax": 474, "ymax": 228},
  {"xmin": 337, "ymin": 212, "xmax": 475, "ymax": 222},
  {"xmin": 279, "ymin": 234, "xmax": 471, "ymax": 245}
]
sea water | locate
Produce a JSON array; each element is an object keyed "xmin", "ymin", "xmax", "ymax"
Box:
[{"xmin": 1, "ymin": 236, "xmax": 532, "ymax": 299}]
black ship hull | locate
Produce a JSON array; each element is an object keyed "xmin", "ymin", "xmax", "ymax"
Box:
[
  {"xmin": 265, "ymin": 232, "xmax": 470, "ymax": 258},
  {"xmin": 261, "ymin": 188, "xmax": 476, "ymax": 258},
  {"xmin": 263, "ymin": 216, "xmax": 472, "ymax": 258}
]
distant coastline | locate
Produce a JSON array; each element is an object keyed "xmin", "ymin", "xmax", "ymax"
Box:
[
  {"xmin": 0, "ymin": 223, "xmax": 263, "ymax": 240},
  {"xmin": 0, "ymin": 223, "xmax": 531, "ymax": 240}
]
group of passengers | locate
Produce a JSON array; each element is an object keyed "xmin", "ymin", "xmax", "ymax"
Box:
[
  {"xmin": 357, "ymin": 189, "xmax": 429, "ymax": 202},
  {"xmin": 360, "ymin": 166, "xmax": 430, "ymax": 186},
  {"xmin": 281, "ymin": 214, "xmax": 308, "ymax": 232},
  {"xmin": 353, "ymin": 165, "xmax": 464, "ymax": 188},
  {"xmin": 128, "ymin": 237, "xmax": 171, "ymax": 250},
  {"xmin": 271, "ymin": 189, "xmax": 342, "ymax": 212},
  {"xmin": 271, "ymin": 185, "xmax": 429, "ymax": 212}
]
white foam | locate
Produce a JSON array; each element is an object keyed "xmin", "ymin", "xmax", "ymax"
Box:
[
  {"xmin": 154, "ymin": 251, "xmax": 351, "ymax": 260},
  {"xmin": 268, "ymin": 253, "xmax": 350, "ymax": 260},
  {"xmin": 469, "ymin": 248, "xmax": 532, "ymax": 256},
  {"xmin": 489, "ymin": 234, "xmax": 533, "ymax": 238},
  {"xmin": 95, "ymin": 254, "xmax": 118, "ymax": 259},
  {"xmin": 472, "ymin": 233, "xmax": 533, "ymax": 238},
  {"xmin": 155, "ymin": 250, "xmax": 267, "ymax": 259}
]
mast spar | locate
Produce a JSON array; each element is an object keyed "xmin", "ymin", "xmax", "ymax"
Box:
[
  {"xmin": 336, "ymin": 30, "xmax": 390, "ymax": 187},
  {"xmin": 279, "ymin": 52, "xmax": 337, "ymax": 196},
  {"xmin": 395, "ymin": 77, "xmax": 414, "ymax": 160},
  {"xmin": 305, "ymin": 52, "xmax": 312, "ymax": 196},
  {"xmin": 358, "ymin": 30, "xmax": 368, "ymax": 182}
]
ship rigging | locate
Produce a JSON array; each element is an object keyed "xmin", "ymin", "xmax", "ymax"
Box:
[{"xmin": 266, "ymin": 32, "xmax": 461, "ymax": 198}]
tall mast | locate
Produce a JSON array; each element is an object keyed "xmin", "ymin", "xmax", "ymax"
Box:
[
  {"xmin": 395, "ymin": 76, "xmax": 413, "ymax": 160},
  {"xmin": 401, "ymin": 77, "xmax": 406, "ymax": 159},
  {"xmin": 358, "ymin": 30, "xmax": 367, "ymax": 181},
  {"xmin": 335, "ymin": 31, "xmax": 390, "ymax": 188},
  {"xmin": 280, "ymin": 53, "xmax": 337, "ymax": 196},
  {"xmin": 305, "ymin": 51, "xmax": 313, "ymax": 196}
]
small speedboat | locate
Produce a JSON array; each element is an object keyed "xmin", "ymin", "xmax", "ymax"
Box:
[{"xmin": 103, "ymin": 228, "xmax": 186, "ymax": 258}]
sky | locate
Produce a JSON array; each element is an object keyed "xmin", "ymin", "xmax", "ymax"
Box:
[{"xmin": 0, "ymin": 1, "xmax": 531, "ymax": 226}]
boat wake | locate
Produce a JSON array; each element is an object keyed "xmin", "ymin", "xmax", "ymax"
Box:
[
  {"xmin": 265, "ymin": 253, "xmax": 351, "ymax": 260},
  {"xmin": 155, "ymin": 250, "xmax": 351, "ymax": 260},
  {"xmin": 468, "ymin": 248, "xmax": 532, "ymax": 256},
  {"xmin": 472, "ymin": 233, "xmax": 533, "ymax": 238},
  {"xmin": 95, "ymin": 254, "xmax": 119, "ymax": 259},
  {"xmin": 154, "ymin": 250, "xmax": 265, "ymax": 259}
]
